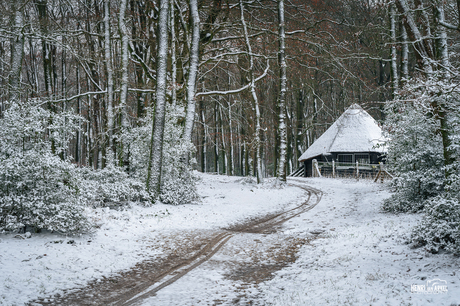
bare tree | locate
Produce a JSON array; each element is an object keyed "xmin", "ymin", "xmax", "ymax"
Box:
[
  {"xmin": 104, "ymin": 0, "xmax": 114, "ymax": 158},
  {"xmin": 182, "ymin": 0, "xmax": 201, "ymax": 164},
  {"xmin": 240, "ymin": 0, "xmax": 264, "ymax": 183},
  {"xmin": 147, "ymin": 0, "xmax": 169, "ymax": 199},
  {"xmin": 389, "ymin": 2, "xmax": 399, "ymax": 97},
  {"xmin": 277, "ymin": 0, "xmax": 287, "ymax": 182},
  {"xmin": 8, "ymin": 0, "xmax": 24, "ymax": 102},
  {"xmin": 118, "ymin": 0, "xmax": 130, "ymax": 166}
]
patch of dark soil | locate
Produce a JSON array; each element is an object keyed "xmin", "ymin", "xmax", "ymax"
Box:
[
  {"xmin": 221, "ymin": 237, "xmax": 312, "ymax": 305},
  {"xmin": 225, "ymin": 237, "xmax": 310, "ymax": 285},
  {"xmin": 225, "ymin": 212, "xmax": 281, "ymax": 233}
]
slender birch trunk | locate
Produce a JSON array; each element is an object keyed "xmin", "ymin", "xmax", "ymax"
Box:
[
  {"xmin": 200, "ymin": 101, "xmax": 207, "ymax": 172},
  {"xmin": 104, "ymin": 0, "xmax": 114, "ymax": 157},
  {"xmin": 170, "ymin": 0, "xmax": 177, "ymax": 107},
  {"xmin": 396, "ymin": 0, "xmax": 433, "ymax": 74},
  {"xmin": 9, "ymin": 0, "xmax": 24, "ymax": 102},
  {"xmin": 75, "ymin": 66, "xmax": 81, "ymax": 164},
  {"xmin": 146, "ymin": 0, "xmax": 169, "ymax": 200},
  {"xmin": 118, "ymin": 0, "xmax": 129, "ymax": 166},
  {"xmin": 219, "ymin": 107, "xmax": 227, "ymax": 175},
  {"xmin": 401, "ymin": 26, "xmax": 409, "ymax": 82},
  {"xmin": 390, "ymin": 3, "xmax": 399, "ymax": 98},
  {"xmin": 182, "ymin": 0, "xmax": 200, "ymax": 164},
  {"xmin": 435, "ymin": 3, "xmax": 449, "ymax": 77},
  {"xmin": 228, "ymin": 101, "xmax": 234, "ymax": 176},
  {"xmin": 240, "ymin": 0, "xmax": 263, "ymax": 183},
  {"xmin": 214, "ymin": 102, "xmax": 219, "ymax": 174},
  {"xmin": 295, "ymin": 89, "xmax": 304, "ymax": 164},
  {"xmin": 434, "ymin": 1, "xmax": 453, "ymax": 173},
  {"xmin": 277, "ymin": 0, "xmax": 287, "ymax": 182}
]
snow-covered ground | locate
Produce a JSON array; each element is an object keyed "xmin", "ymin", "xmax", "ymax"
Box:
[
  {"xmin": 0, "ymin": 174, "xmax": 304, "ymax": 305},
  {"xmin": 1, "ymin": 174, "xmax": 460, "ymax": 305},
  {"xmin": 261, "ymin": 177, "xmax": 460, "ymax": 306}
]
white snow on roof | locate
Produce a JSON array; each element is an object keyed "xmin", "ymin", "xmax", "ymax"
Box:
[{"xmin": 299, "ymin": 104, "xmax": 386, "ymax": 162}]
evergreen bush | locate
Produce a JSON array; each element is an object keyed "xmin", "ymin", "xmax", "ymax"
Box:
[
  {"xmin": 411, "ymin": 195, "xmax": 460, "ymax": 254},
  {"xmin": 0, "ymin": 100, "xmax": 89, "ymax": 233},
  {"xmin": 382, "ymin": 87, "xmax": 444, "ymax": 213},
  {"xmin": 77, "ymin": 160, "xmax": 150, "ymax": 207},
  {"xmin": 129, "ymin": 104, "xmax": 198, "ymax": 205}
]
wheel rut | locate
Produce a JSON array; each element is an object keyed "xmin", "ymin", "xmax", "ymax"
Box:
[{"xmin": 29, "ymin": 182, "xmax": 322, "ymax": 306}]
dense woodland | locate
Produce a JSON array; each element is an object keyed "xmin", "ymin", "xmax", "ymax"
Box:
[
  {"xmin": 0, "ymin": 0, "xmax": 392, "ymax": 179},
  {"xmin": 2, "ymin": 0, "xmax": 460, "ymax": 252}
]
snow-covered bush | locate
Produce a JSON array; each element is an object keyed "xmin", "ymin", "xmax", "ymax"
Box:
[
  {"xmin": 77, "ymin": 160, "xmax": 150, "ymax": 207},
  {"xmin": 129, "ymin": 104, "xmax": 198, "ymax": 205},
  {"xmin": 382, "ymin": 83, "xmax": 444, "ymax": 213},
  {"xmin": 411, "ymin": 195, "xmax": 460, "ymax": 254},
  {"xmin": 0, "ymin": 100, "xmax": 89, "ymax": 233},
  {"xmin": 384, "ymin": 77, "xmax": 460, "ymax": 252},
  {"xmin": 159, "ymin": 106, "xmax": 198, "ymax": 205}
]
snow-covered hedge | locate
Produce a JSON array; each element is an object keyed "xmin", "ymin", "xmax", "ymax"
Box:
[
  {"xmin": 382, "ymin": 84, "xmax": 444, "ymax": 213},
  {"xmin": 129, "ymin": 104, "xmax": 198, "ymax": 205},
  {"xmin": 0, "ymin": 100, "xmax": 89, "ymax": 233},
  {"xmin": 0, "ymin": 96, "xmax": 199, "ymax": 234},
  {"xmin": 384, "ymin": 78, "xmax": 460, "ymax": 253},
  {"xmin": 77, "ymin": 161, "xmax": 150, "ymax": 207},
  {"xmin": 411, "ymin": 195, "xmax": 460, "ymax": 254}
]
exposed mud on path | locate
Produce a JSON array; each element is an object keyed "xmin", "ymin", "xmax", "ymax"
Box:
[{"xmin": 29, "ymin": 183, "xmax": 322, "ymax": 306}]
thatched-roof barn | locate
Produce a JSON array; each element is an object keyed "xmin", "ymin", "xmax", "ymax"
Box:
[{"xmin": 298, "ymin": 104, "xmax": 386, "ymax": 177}]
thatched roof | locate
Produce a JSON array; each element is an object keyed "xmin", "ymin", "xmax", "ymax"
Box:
[{"xmin": 299, "ymin": 104, "xmax": 386, "ymax": 162}]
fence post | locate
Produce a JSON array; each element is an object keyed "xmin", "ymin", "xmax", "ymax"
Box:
[
  {"xmin": 380, "ymin": 162, "xmax": 384, "ymax": 183},
  {"xmin": 356, "ymin": 161, "xmax": 359, "ymax": 180},
  {"xmin": 312, "ymin": 159, "xmax": 322, "ymax": 177},
  {"xmin": 332, "ymin": 160, "xmax": 335, "ymax": 178}
]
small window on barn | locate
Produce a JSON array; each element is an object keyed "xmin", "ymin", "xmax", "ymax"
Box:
[
  {"xmin": 355, "ymin": 154, "xmax": 370, "ymax": 164},
  {"xmin": 337, "ymin": 154, "xmax": 353, "ymax": 163}
]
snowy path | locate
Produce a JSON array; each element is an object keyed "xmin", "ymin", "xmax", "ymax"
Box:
[
  {"xmin": 0, "ymin": 174, "xmax": 306, "ymax": 305},
  {"xmin": 26, "ymin": 182, "xmax": 321, "ymax": 305}
]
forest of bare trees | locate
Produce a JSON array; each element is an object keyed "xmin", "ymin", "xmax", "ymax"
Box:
[
  {"xmin": 3, "ymin": 0, "xmax": 460, "ymax": 237},
  {"xmin": 0, "ymin": 0, "xmax": 391, "ymax": 177}
]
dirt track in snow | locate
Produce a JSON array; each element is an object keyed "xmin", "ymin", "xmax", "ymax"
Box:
[{"xmin": 29, "ymin": 182, "xmax": 322, "ymax": 306}]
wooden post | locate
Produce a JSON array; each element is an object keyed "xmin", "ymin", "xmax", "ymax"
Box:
[
  {"xmin": 356, "ymin": 161, "xmax": 359, "ymax": 180},
  {"xmin": 380, "ymin": 162, "xmax": 384, "ymax": 183},
  {"xmin": 332, "ymin": 160, "xmax": 335, "ymax": 178},
  {"xmin": 312, "ymin": 159, "xmax": 322, "ymax": 177},
  {"xmin": 374, "ymin": 162, "xmax": 383, "ymax": 183}
]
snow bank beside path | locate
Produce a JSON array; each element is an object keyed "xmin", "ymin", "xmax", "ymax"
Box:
[
  {"xmin": 0, "ymin": 174, "xmax": 304, "ymax": 306},
  {"xmin": 261, "ymin": 178, "xmax": 460, "ymax": 306}
]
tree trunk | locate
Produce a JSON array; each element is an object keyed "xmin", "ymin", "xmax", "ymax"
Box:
[
  {"xmin": 277, "ymin": 0, "xmax": 287, "ymax": 182},
  {"xmin": 146, "ymin": 0, "xmax": 169, "ymax": 200},
  {"xmin": 182, "ymin": 0, "xmax": 200, "ymax": 164},
  {"xmin": 396, "ymin": 0, "xmax": 433, "ymax": 74},
  {"xmin": 104, "ymin": 0, "xmax": 114, "ymax": 159},
  {"xmin": 8, "ymin": 0, "xmax": 24, "ymax": 102},
  {"xmin": 401, "ymin": 25, "xmax": 409, "ymax": 82},
  {"xmin": 390, "ymin": 3, "xmax": 399, "ymax": 98},
  {"xmin": 240, "ymin": 0, "xmax": 263, "ymax": 183},
  {"xmin": 295, "ymin": 88, "xmax": 304, "ymax": 165},
  {"xmin": 170, "ymin": 0, "xmax": 177, "ymax": 107},
  {"xmin": 228, "ymin": 100, "xmax": 234, "ymax": 176},
  {"xmin": 434, "ymin": 1, "xmax": 453, "ymax": 174},
  {"xmin": 118, "ymin": 0, "xmax": 130, "ymax": 166}
]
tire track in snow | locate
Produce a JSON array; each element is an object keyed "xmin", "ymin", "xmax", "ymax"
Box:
[
  {"xmin": 31, "ymin": 180, "xmax": 322, "ymax": 306},
  {"xmin": 112, "ymin": 182, "xmax": 322, "ymax": 306}
]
